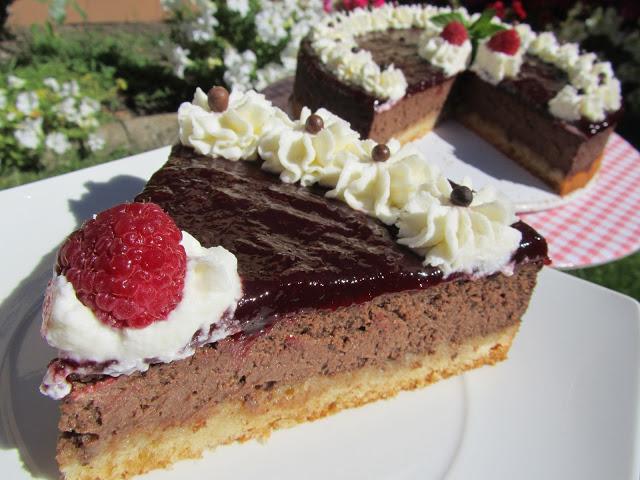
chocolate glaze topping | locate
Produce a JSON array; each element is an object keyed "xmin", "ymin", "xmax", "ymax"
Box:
[{"xmin": 136, "ymin": 146, "xmax": 548, "ymax": 333}]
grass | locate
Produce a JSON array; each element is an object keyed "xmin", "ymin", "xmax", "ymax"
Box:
[{"xmin": 568, "ymin": 252, "xmax": 640, "ymax": 301}]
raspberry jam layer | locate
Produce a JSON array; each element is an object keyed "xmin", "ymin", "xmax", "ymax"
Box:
[{"xmin": 136, "ymin": 146, "xmax": 547, "ymax": 333}]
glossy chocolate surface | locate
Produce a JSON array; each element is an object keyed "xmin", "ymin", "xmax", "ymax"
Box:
[{"xmin": 137, "ymin": 146, "xmax": 547, "ymax": 331}]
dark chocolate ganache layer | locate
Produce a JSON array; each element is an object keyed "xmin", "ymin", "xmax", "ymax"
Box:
[{"xmin": 136, "ymin": 145, "xmax": 547, "ymax": 332}]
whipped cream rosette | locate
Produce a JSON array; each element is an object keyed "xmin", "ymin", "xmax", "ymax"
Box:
[
  {"xmin": 396, "ymin": 177, "xmax": 521, "ymax": 277},
  {"xmin": 178, "ymin": 87, "xmax": 291, "ymax": 160},
  {"xmin": 259, "ymin": 107, "xmax": 374, "ymax": 187}
]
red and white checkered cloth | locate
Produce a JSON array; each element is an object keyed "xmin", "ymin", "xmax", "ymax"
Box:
[{"xmin": 519, "ymin": 133, "xmax": 640, "ymax": 269}]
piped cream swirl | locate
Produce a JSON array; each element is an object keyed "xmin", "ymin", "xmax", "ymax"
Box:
[
  {"xmin": 178, "ymin": 87, "xmax": 291, "ymax": 160},
  {"xmin": 396, "ymin": 178, "xmax": 521, "ymax": 276},
  {"xmin": 259, "ymin": 107, "xmax": 373, "ymax": 187}
]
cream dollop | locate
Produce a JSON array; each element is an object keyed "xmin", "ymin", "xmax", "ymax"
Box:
[
  {"xmin": 259, "ymin": 107, "xmax": 372, "ymax": 187},
  {"xmin": 418, "ymin": 32, "xmax": 472, "ymax": 78},
  {"xmin": 326, "ymin": 144, "xmax": 440, "ymax": 225},
  {"xmin": 528, "ymin": 31, "xmax": 559, "ymax": 63},
  {"xmin": 549, "ymin": 85, "xmax": 582, "ymax": 121},
  {"xmin": 178, "ymin": 87, "xmax": 291, "ymax": 160},
  {"xmin": 396, "ymin": 178, "xmax": 521, "ymax": 277},
  {"xmin": 311, "ymin": 35, "xmax": 408, "ymax": 101},
  {"xmin": 549, "ymin": 80, "xmax": 621, "ymax": 123},
  {"xmin": 528, "ymin": 31, "xmax": 621, "ymax": 122},
  {"xmin": 41, "ymin": 232, "xmax": 242, "ymax": 399},
  {"xmin": 471, "ymin": 38, "xmax": 524, "ymax": 85}
]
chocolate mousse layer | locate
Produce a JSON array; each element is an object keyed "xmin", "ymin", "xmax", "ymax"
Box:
[
  {"xmin": 292, "ymin": 30, "xmax": 454, "ymax": 142},
  {"xmin": 57, "ymin": 148, "xmax": 546, "ymax": 466}
]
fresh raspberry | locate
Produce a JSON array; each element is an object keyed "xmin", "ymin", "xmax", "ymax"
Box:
[
  {"xmin": 512, "ymin": 0, "xmax": 527, "ymax": 20},
  {"xmin": 487, "ymin": 1, "xmax": 506, "ymax": 19},
  {"xmin": 57, "ymin": 202, "xmax": 187, "ymax": 329},
  {"xmin": 487, "ymin": 29, "xmax": 521, "ymax": 56},
  {"xmin": 440, "ymin": 21, "xmax": 469, "ymax": 46}
]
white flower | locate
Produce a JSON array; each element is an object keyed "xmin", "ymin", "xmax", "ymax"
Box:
[
  {"xmin": 8, "ymin": 75, "xmax": 26, "ymax": 89},
  {"xmin": 79, "ymin": 97, "xmax": 100, "ymax": 117},
  {"xmin": 184, "ymin": 2, "xmax": 218, "ymax": 43},
  {"xmin": 16, "ymin": 91, "xmax": 39, "ymax": 115},
  {"xmin": 43, "ymin": 77, "xmax": 61, "ymax": 92},
  {"xmin": 255, "ymin": 63, "xmax": 289, "ymax": 90},
  {"xmin": 61, "ymin": 80, "xmax": 80, "ymax": 98},
  {"xmin": 55, "ymin": 97, "xmax": 78, "ymax": 122},
  {"xmin": 226, "ymin": 0, "xmax": 249, "ymax": 16},
  {"xmin": 255, "ymin": 4, "xmax": 288, "ymax": 46},
  {"xmin": 171, "ymin": 45, "xmax": 191, "ymax": 79},
  {"xmin": 223, "ymin": 48, "xmax": 257, "ymax": 91},
  {"xmin": 280, "ymin": 38, "xmax": 301, "ymax": 72},
  {"xmin": 45, "ymin": 132, "xmax": 71, "ymax": 155},
  {"xmin": 87, "ymin": 133, "xmax": 106, "ymax": 152},
  {"xmin": 14, "ymin": 118, "xmax": 43, "ymax": 150},
  {"xmin": 0, "ymin": 89, "xmax": 6, "ymax": 110}
]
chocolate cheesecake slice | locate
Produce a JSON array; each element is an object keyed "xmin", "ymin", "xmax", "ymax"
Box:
[
  {"xmin": 293, "ymin": 29, "xmax": 455, "ymax": 144},
  {"xmin": 292, "ymin": 5, "xmax": 623, "ymax": 196},
  {"xmin": 54, "ymin": 145, "xmax": 547, "ymax": 480},
  {"xmin": 456, "ymin": 55, "xmax": 621, "ymax": 195}
]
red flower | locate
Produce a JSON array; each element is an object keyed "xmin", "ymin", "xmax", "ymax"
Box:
[
  {"xmin": 512, "ymin": 0, "xmax": 527, "ymax": 20},
  {"xmin": 353, "ymin": 0, "xmax": 368, "ymax": 8},
  {"xmin": 487, "ymin": 1, "xmax": 506, "ymax": 19},
  {"xmin": 342, "ymin": 0, "xmax": 352, "ymax": 9},
  {"xmin": 371, "ymin": 0, "xmax": 385, "ymax": 7},
  {"xmin": 323, "ymin": 0, "xmax": 333, "ymax": 12}
]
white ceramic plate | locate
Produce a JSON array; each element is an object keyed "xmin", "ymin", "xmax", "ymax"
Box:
[
  {"xmin": 414, "ymin": 121, "xmax": 596, "ymax": 213},
  {"xmin": 1, "ymin": 150, "xmax": 638, "ymax": 480}
]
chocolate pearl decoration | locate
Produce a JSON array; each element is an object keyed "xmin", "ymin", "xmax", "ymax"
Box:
[
  {"xmin": 207, "ymin": 86, "xmax": 230, "ymax": 112},
  {"xmin": 305, "ymin": 114, "xmax": 324, "ymax": 134},
  {"xmin": 372, "ymin": 144, "xmax": 391, "ymax": 162},
  {"xmin": 450, "ymin": 184, "xmax": 473, "ymax": 207}
]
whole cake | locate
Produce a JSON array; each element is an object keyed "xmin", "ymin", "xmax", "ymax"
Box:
[
  {"xmin": 291, "ymin": 5, "xmax": 623, "ymax": 195},
  {"xmin": 41, "ymin": 87, "xmax": 548, "ymax": 480}
]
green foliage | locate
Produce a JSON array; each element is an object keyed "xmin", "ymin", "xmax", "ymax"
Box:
[
  {"xmin": 164, "ymin": 0, "xmax": 321, "ymax": 91},
  {"xmin": 15, "ymin": 23, "xmax": 181, "ymax": 113},
  {"xmin": 0, "ymin": 71, "xmax": 106, "ymax": 174}
]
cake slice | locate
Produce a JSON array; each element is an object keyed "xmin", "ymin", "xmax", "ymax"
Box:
[
  {"xmin": 292, "ymin": 5, "xmax": 623, "ymax": 195},
  {"xmin": 293, "ymin": 28, "xmax": 457, "ymax": 144},
  {"xmin": 41, "ymin": 87, "xmax": 548, "ymax": 480}
]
